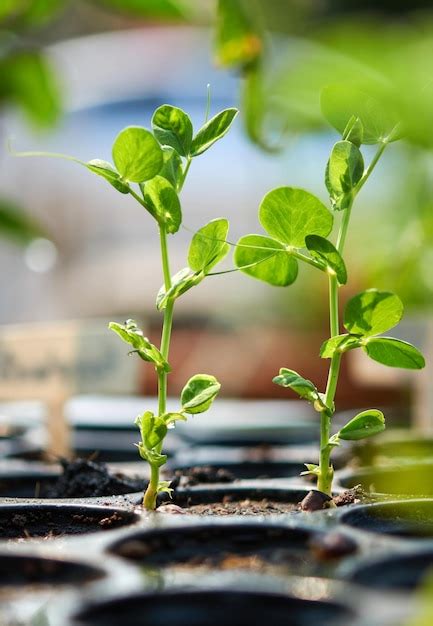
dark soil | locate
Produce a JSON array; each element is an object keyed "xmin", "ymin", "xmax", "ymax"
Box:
[
  {"xmin": 170, "ymin": 497, "xmax": 298, "ymax": 516},
  {"xmin": 173, "ymin": 465, "xmax": 235, "ymax": 487},
  {"xmin": 46, "ymin": 458, "xmax": 146, "ymax": 498},
  {"xmin": 0, "ymin": 506, "xmax": 137, "ymax": 539}
]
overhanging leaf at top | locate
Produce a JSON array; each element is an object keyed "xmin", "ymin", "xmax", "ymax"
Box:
[
  {"xmin": 259, "ymin": 187, "xmax": 333, "ymax": 248},
  {"xmin": 321, "ymin": 84, "xmax": 398, "ymax": 144}
]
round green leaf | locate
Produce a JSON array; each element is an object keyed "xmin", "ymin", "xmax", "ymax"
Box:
[
  {"xmin": 152, "ymin": 105, "xmax": 193, "ymax": 157},
  {"xmin": 321, "ymin": 84, "xmax": 398, "ymax": 145},
  {"xmin": 259, "ymin": 187, "xmax": 333, "ymax": 248},
  {"xmin": 344, "ymin": 289, "xmax": 403, "ymax": 338},
  {"xmin": 112, "ymin": 126, "xmax": 163, "ymax": 182},
  {"xmin": 190, "ymin": 108, "xmax": 238, "ymax": 156},
  {"xmin": 234, "ymin": 234, "xmax": 298, "ymax": 287},
  {"xmin": 188, "ymin": 218, "xmax": 230, "ymax": 273},
  {"xmin": 338, "ymin": 409, "xmax": 385, "ymax": 441},
  {"xmin": 305, "ymin": 235, "xmax": 347, "ymax": 285},
  {"xmin": 181, "ymin": 374, "xmax": 221, "ymax": 414},
  {"xmin": 363, "ymin": 337, "xmax": 425, "ymax": 370},
  {"xmin": 325, "ymin": 140, "xmax": 364, "ymax": 206},
  {"xmin": 141, "ymin": 175, "xmax": 182, "ymax": 234}
]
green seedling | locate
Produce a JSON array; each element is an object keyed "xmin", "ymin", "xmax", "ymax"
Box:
[
  {"xmin": 14, "ymin": 101, "xmax": 238, "ymax": 509},
  {"xmin": 233, "ymin": 87, "xmax": 425, "ymax": 497}
]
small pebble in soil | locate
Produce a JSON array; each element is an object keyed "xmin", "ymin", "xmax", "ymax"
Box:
[{"xmin": 300, "ymin": 491, "xmax": 332, "ymax": 512}]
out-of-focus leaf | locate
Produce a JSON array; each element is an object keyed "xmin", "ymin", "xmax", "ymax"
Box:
[
  {"xmin": 215, "ymin": 0, "xmax": 262, "ymax": 68},
  {"xmin": 1, "ymin": 52, "xmax": 61, "ymax": 128},
  {"xmin": 0, "ymin": 199, "xmax": 45, "ymax": 245},
  {"xmin": 0, "ymin": 0, "xmax": 63, "ymax": 26},
  {"xmin": 95, "ymin": 0, "xmax": 188, "ymax": 19}
]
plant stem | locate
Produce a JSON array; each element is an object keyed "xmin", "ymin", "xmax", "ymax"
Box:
[
  {"xmin": 142, "ymin": 226, "xmax": 174, "ymax": 510},
  {"xmin": 317, "ymin": 139, "xmax": 389, "ymax": 497}
]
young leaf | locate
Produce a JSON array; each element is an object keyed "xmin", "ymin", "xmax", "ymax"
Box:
[
  {"xmin": 86, "ymin": 159, "xmax": 130, "ymax": 194},
  {"xmin": 321, "ymin": 84, "xmax": 397, "ymax": 145},
  {"xmin": 273, "ymin": 368, "xmax": 319, "ymax": 403},
  {"xmin": 141, "ymin": 175, "xmax": 182, "ymax": 234},
  {"xmin": 190, "ymin": 108, "xmax": 238, "ymax": 156},
  {"xmin": 305, "ymin": 235, "xmax": 347, "ymax": 284},
  {"xmin": 344, "ymin": 289, "xmax": 404, "ymax": 338},
  {"xmin": 338, "ymin": 409, "xmax": 385, "ymax": 441},
  {"xmin": 109, "ymin": 320, "xmax": 170, "ymax": 372},
  {"xmin": 135, "ymin": 411, "xmax": 168, "ymax": 467},
  {"xmin": 301, "ymin": 463, "xmax": 320, "ymax": 476},
  {"xmin": 163, "ymin": 412, "xmax": 188, "ymax": 428},
  {"xmin": 156, "ymin": 267, "xmax": 202, "ymax": 311},
  {"xmin": 181, "ymin": 374, "xmax": 221, "ymax": 414},
  {"xmin": 259, "ymin": 187, "xmax": 333, "ymax": 248},
  {"xmin": 159, "ymin": 147, "xmax": 183, "ymax": 188},
  {"xmin": 112, "ymin": 126, "xmax": 163, "ymax": 182},
  {"xmin": 363, "ymin": 337, "xmax": 425, "ymax": 370},
  {"xmin": 320, "ymin": 334, "xmax": 361, "ymax": 358},
  {"xmin": 325, "ymin": 140, "xmax": 364, "ymax": 208},
  {"xmin": 342, "ymin": 116, "xmax": 363, "ymax": 147},
  {"xmin": 188, "ymin": 218, "xmax": 230, "ymax": 273},
  {"xmin": 234, "ymin": 234, "xmax": 298, "ymax": 286},
  {"xmin": 152, "ymin": 105, "xmax": 193, "ymax": 157}
]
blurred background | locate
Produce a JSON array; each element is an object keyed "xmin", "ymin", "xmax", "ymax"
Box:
[{"xmin": 0, "ymin": 0, "xmax": 432, "ymax": 419}]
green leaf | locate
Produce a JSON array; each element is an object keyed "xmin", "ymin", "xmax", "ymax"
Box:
[
  {"xmin": 344, "ymin": 289, "xmax": 403, "ymax": 338},
  {"xmin": 188, "ymin": 218, "xmax": 230, "ymax": 273},
  {"xmin": 321, "ymin": 84, "xmax": 397, "ymax": 145},
  {"xmin": 141, "ymin": 175, "xmax": 182, "ymax": 233},
  {"xmin": 109, "ymin": 320, "xmax": 170, "ymax": 372},
  {"xmin": 305, "ymin": 235, "xmax": 347, "ymax": 284},
  {"xmin": 135, "ymin": 410, "xmax": 168, "ymax": 467},
  {"xmin": 325, "ymin": 140, "xmax": 364, "ymax": 209},
  {"xmin": 156, "ymin": 267, "xmax": 202, "ymax": 311},
  {"xmin": 338, "ymin": 409, "xmax": 385, "ymax": 441},
  {"xmin": 190, "ymin": 108, "xmax": 238, "ymax": 156},
  {"xmin": 234, "ymin": 234, "xmax": 298, "ymax": 287},
  {"xmin": 86, "ymin": 160, "xmax": 130, "ymax": 194},
  {"xmin": 259, "ymin": 187, "xmax": 333, "ymax": 248},
  {"xmin": 272, "ymin": 368, "xmax": 325, "ymax": 410},
  {"xmin": 159, "ymin": 147, "xmax": 183, "ymax": 188},
  {"xmin": 343, "ymin": 116, "xmax": 363, "ymax": 147},
  {"xmin": 152, "ymin": 104, "xmax": 193, "ymax": 157},
  {"xmin": 181, "ymin": 374, "xmax": 221, "ymax": 414},
  {"xmin": 363, "ymin": 337, "xmax": 425, "ymax": 370},
  {"xmin": 112, "ymin": 126, "xmax": 163, "ymax": 182},
  {"xmin": 320, "ymin": 334, "xmax": 361, "ymax": 359}
]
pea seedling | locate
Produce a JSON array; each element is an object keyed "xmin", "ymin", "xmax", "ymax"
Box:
[
  {"xmin": 233, "ymin": 86, "xmax": 425, "ymax": 497},
  {"xmin": 15, "ymin": 102, "xmax": 238, "ymax": 509}
]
